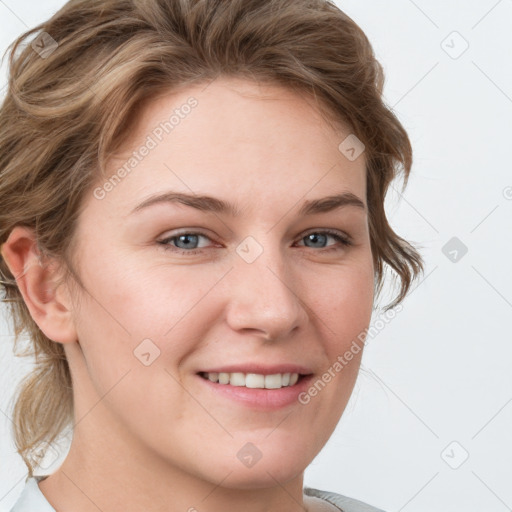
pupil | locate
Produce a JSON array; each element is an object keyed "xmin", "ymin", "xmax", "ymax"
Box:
[
  {"xmin": 307, "ymin": 233, "xmax": 326, "ymax": 248},
  {"xmin": 177, "ymin": 234, "xmax": 197, "ymax": 249}
]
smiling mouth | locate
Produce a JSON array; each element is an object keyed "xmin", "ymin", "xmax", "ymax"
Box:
[{"xmin": 197, "ymin": 371, "xmax": 307, "ymax": 389}]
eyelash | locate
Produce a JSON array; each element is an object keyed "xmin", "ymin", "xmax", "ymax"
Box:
[{"xmin": 157, "ymin": 229, "xmax": 353, "ymax": 256}]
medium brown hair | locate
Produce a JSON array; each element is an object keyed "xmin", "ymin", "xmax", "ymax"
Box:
[{"xmin": 0, "ymin": 0, "xmax": 424, "ymax": 477}]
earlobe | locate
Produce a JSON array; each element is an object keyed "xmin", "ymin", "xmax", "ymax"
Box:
[{"xmin": 1, "ymin": 225, "xmax": 78, "ymax": 344}]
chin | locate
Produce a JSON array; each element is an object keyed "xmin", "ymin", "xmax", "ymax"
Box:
[
  {"xmin": 212, "ymin": 447, "xmax": 310, "ymax": 490},
  {"xmin": 219, "ymin": 465, "xmax": 307, "ymax": 491}
]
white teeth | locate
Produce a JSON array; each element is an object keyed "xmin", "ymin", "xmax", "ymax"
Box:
[
  {"xmin": 264, "ymin": 374, "xmax": 283, "ymax": 389},
  {"xmin": 229, "ymin": 372, "xmax": 246, "ymax": 386},
  {"xmin": 201, "ymin": 371, "xmax": 301, "ymax": 389},
  {"xmin": 245, "ymin": 373, "xmax": 265, "ymax": 388}
]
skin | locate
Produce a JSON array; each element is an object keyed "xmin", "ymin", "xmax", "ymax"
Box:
[{"xmin": 2, "ymin": 77, "xmax": 374, "ymax": 512}]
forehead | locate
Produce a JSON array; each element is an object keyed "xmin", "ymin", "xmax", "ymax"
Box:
[{"xmin": 90, "ymin": 77, "xmax": 366, "ymax": 217}]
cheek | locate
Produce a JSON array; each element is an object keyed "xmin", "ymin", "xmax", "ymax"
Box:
[
  {"xmin": 308, "ymin": 259, "xmax": 374, "ymax": 349},
  {"xmin": 70, "ymin": 254, "xmax": 221, "ymax": 388},
  {"xmin": 77, "ymin": 248, "xmax": 215, "ymax": 337},
  {"xmin": 293, "ymin": 265, "xmax": 373, "ymax": 454}
]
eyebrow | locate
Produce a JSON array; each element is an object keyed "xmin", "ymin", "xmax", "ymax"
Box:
[{"xmin": 130, "ymin": 191, "xmax": 366, "ymax": 217}]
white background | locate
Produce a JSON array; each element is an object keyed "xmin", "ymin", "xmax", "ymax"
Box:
[{"xmin": 1, "ymin": 1, "xmax": 511, "ymax": 511}]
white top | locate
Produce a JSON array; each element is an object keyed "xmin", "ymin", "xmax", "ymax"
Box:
[{"xmin": 10, "ymin": 476, "xmax": 385, "ymax": 512}]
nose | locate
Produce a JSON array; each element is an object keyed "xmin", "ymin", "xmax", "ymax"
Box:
[{"xmin": 224, "ymin": 240, "xmax": 308, "ymax": 341}]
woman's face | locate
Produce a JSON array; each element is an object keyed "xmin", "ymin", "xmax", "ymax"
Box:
[{"xmin": 65, "ymin": 77, "xmax": 374, "ymax": 488}]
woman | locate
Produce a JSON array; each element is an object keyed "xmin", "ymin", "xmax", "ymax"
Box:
[{"xmin": 0, "ymin": 0, "xmax": 424, "ymax": 511}]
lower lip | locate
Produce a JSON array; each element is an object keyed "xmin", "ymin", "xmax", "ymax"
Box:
[{"xmin": 196, "ymin": 374, "xmax": 314, "ymax": 410}]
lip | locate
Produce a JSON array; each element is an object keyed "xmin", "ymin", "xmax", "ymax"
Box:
[
  {"xmin": 196, "ymin": 372, "xmax": 315, "ymax": 411},
  {"xmin": 196, "ymin": 363, "xmax": 313, "ymax": 376}
]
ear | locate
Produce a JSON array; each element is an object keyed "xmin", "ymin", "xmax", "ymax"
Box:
[{"xmin": 1, "ymin": 225, "xmax": 77, "ymax": 344}]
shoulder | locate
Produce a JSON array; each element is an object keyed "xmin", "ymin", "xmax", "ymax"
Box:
[
  {"xmin": 304, "ymin": 486, "xmax": 386, "ymax": 512},
  {"xmin": 10, "ymin": 476, "xmax": 55, "ymax": 512}
]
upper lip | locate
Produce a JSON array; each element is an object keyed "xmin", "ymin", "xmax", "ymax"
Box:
[{"xmin": 197, "ymin": 363, "xmax": 313, "ymax": 376}]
